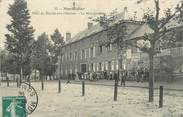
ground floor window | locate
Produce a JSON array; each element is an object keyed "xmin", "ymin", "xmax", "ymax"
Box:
[
  {"xmin": 90, "ymin": 63, "xmax": 93, "ymax": 71},
  {"xmin": 81, "ymin": 64, "xmax": 87, "ymax": 73},
  {"xmin": 99, "ymin": 62, "xmax": 102, "ymax": 71}
]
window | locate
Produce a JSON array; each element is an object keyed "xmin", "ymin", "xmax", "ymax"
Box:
[
  {"xmin": 90, "ymin": 63, "xmax": 93, "ymax": 71},
  {"xmin": 91, "ymin": 47, "xmax": 94, "ymax": 58},
  {"xmin": 108, "ymin": 61, "xmax": 111, "ymax": 71},
  {"xmin": 74, "ymin": 52, "xmax": 77, "ymax": 61},
  {"xmin": 99, "ymin": 62, "xmax": 102, "ymax": 71},
  {"xmin": 106, "ymin": 44, "xmax": 112, "ymax": 51},
  {"xmin": 82, "ymin": 49, "xmax": 85, "ymax": 59},
  {"xmin": 111, "ymin": 61, "xmax": 114, "ymax": 70},
  {"xmin": 62, "ymin": 54, "xmax": 65, "ymax": 62},
  {"xmin": 116, "ymin": 60, "xmax": 119, "ymax": 70},
  {"xmin": 70, "ymin": 53, "xmax": 72, "ymax": 61},
  {"xmin": 85, "ymin": 49, "xmax": 87, "ymax": 58},
  {"xmin": 99, "ymin": 45, "xmax": 103, "ymax": 54}
]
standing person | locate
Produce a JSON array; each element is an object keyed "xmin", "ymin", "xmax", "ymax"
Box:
[
  {"xmin": 109, "ymin": 72, "xmax": 113, "ymax": 80},
  {"xmin": 113, "ymin": 72, "xmax": 118, "ymax": 81},
  {"xmin": 144, "ymin": 68, "xmax": 149, "ymax": 82},
  {"xmin": 121, "ymin": 70, "xmax": 127, "ymax": 86},
  {"xmin": 104, "ymin": 70, "xmax": 107, "ymax": 80},
  {"xmin": 82, "ymin": 72, "xmax": 84, "ymax": 80},
  {"xmin": 66, "ymin": 73, "xmax": 71, "ymax": 84},
  {"xmin": 137, "ymin": 69, "xmax": 140, "ymax": 82},
  {"xmin": 140, "ymin": 68, "xmax": 144, "ymax": 83},
  {"xmin": 75, "ymin": 72, "xmax": 80, "ymax": 81}
]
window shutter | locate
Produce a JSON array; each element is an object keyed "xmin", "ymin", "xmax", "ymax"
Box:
[
  {"xmin": 93, "ymin": 63, "xmax": 96, "ymax": 72},
  {"xmin": 89, "ymin": 64, "xmax": 91, "ymax": 71},
  {"xmin": 111, "ymin": 61, "xmax": 114, "ymax": 70},
  {"xmin": 70, "ymin": 69, "xmax": 72, "ymax": 74},
  {"xmin": 61, "ymin": 70, "xmax": 63, "ymax": 75},
  {"xmin": 102, "ymin": 62, "xmax": 104, "ymax": 71},
  {"xmin": 80, "ymin": 50, "xmax": 82, "ymax": 59},
  {"xmin": 89, "ymin": 48, "xmax": 91, "ymax": 58},
  {"xmin": 110, "ymin": 44, "xmax": 112, "ymax": 51},
  {"xmin": 116, "ymin": 60, "xmax": 119, "ymax": 70},
  {"xmin": 65, "ymin": 66, "xmax": 67, "ymax": 75},
  {"xmin": 105, "ymin": 61, "xmax": 108, "ymax": 70},
  {"xmin": 93, "ymin": 46, "xmax": 96, "ymax": 57},
  {"xmin": 85, "ymin": 49, "xmax": 87, "ymax": 59},
  {"xmin": 97, "ymin": 63, "xmax": 99, "ymax": 71}
]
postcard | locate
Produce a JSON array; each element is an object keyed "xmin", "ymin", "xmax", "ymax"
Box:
[{"xmin": 0, "ymin": 0, "xmax": 183, "ymax": 117}]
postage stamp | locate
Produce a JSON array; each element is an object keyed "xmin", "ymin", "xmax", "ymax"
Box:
[{"xmin": 2, "ymin": 82, "xmax": 38, "ymax": 117}]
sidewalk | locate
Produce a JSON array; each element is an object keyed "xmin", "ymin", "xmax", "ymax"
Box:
[
  {"xmin": 1, "ymin": 79, "xmax": 183, "ymax": 91},
  {"xmin": 69, "ymin": 79, "xmax": 183, "ymax": 91}
]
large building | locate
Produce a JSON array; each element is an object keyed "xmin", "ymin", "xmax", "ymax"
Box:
[
  {"xmin": 57, "ymin": 13, "xmax": 183, "ymax": 81},
  {"xmin": 57, "ymin": 18, "xmax": 144, "ymax": 76}
]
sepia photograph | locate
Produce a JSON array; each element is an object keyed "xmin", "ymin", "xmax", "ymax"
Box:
[{"xmin": 0, "ymin": 0, "xmax": 183, "ymax": 117}]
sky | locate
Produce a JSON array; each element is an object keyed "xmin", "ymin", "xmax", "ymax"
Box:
[{"xmin": 0, "ymin": 0, "xmax": 181, "ymax": 48}]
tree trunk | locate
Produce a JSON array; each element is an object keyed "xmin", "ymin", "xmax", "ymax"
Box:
[
  {"xmin": 149, "ymin": 53, "xmax": 154, "ymax": 102},
  {"xmin": 58, "ymin": 79, "xmax": 61, "ymax": 93},
  {"xmin": 28, "ymin": 75, "xmax": 31, "ymax": 87},
  {"xmin": 13, "ymin": 74, "xmax": 15, "ymax": 81},
  {"xmin": 35, "ymin": 70, "xmax": 37, "ymax": 81},
  {"xmin": 20, "ymin": 67, "xmax": 23, "ymax": 86},
  {"xmin": 41, "ymin": 75, "xmax": 44, "ymax": 90},
  {"xmin": 6, "ymin": 73, "xmax": 9, "ymax": 87}
]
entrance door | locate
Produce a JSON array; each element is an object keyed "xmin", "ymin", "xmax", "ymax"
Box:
[{"xmin": 81, "ymin": 64, "xmax": 87, "ymax": 73}]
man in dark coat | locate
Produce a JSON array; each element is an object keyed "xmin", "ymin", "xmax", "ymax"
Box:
[
  {"xmin": 121, "ymin": 70, "xmax": 127, "ymax": 86},
  {"xmin": 113, "ymin": 72, "xmax": 118, "ymax": 83},
  {"xmin": 66, "ymin": 73, "xmax": 71, "ymax": 84}
]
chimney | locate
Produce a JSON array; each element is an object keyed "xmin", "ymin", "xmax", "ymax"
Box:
[
  {"xmin": 66, "ymin": 32, "xmax": 71, "ymax": 42},
  {"xmin": 124, "ymin": 7, "xmax": 128, "ymax": 20},
  {"xmin": 88, "ymin": 22, "xmax": 93, "ymax": 29}
]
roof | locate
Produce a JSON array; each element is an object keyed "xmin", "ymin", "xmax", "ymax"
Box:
[
  {"xmin": 70, "ymin": 23, "xmax": 103, "ymax": 43},
  {"xmin": 64, "ymin": 21, "xmax": 143, "ymax": 46},
  {"xmin": 64, "ymin": 11, "xmax": 133, "ymax": 45},
  {"xmin": 127, "ymin": 23, "xmax": 154, "ymax": 40},
  {"xmin": 64, "ymin": 11, "xmax": 183, "ymax": 46},
  {"xmin": 127, "ymin": 16, "xmax": 183, "ymax": 40}
]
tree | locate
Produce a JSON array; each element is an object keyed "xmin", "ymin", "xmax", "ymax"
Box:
[
  {"xmin": 50, "ymin": 29, "xmax": 65, "ymax": 78},
  {"xmin": 31, "ymin": 33, "xmax": 50, "ymax": 77},
  {"xmin": 5, "ymin": 0, "xmax": 34, "ymax": 84},
  {"xmin": 93, "ymin": 13, "xmax": 128, "ymax": 72},
  {"xmin": 93, "ymin": 0, "xmax": 183, "ymax": 102},
  {"xmin": 137, "ymin": 0, "xmax": 183, "ymax": 102}
]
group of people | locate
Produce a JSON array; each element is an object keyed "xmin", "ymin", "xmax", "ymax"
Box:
[
  {"xmin": 131, "ymin": 68, "xmax": 149, "ymax": 82},
  {"xmin": 65, "ymin": 68, "xmax": 149, "ymax": 85}
]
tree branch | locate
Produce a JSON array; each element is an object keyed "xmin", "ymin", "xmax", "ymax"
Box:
[
  {"xmin": 158, "ymin": 10, "xmax": 179, "ymax": 30},
  {"xmin": 126, "ymin": 41, "xmax": 150, "ymax": 53}
]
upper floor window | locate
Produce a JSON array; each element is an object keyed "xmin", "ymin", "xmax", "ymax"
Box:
[
  {"xmin": 106, "ymin": 44, "xmax": 112, "ymax": 51},
  {"xmin": 74, "ymin": 52, "xmax": 77, "ymax": 61},
  {"xmin": 70, "ymin": 53, "xmax": 72, "ymax": 61},
  {"xmin": 108, "ymin": 61, "xmax": 111, "ymax": 71},
  {"xmin": 90, "ymin": 63, "xmax": 94, "ymax": 71},
  {"xmin": 99, "ymin": 62, "xmax": 102, "ymax": 71},
  {"xmin": 91, "ymin": 47, "xmax": 94, "ymax": 58},
  {"xmin": 89, "ymin": 47, "xmax": 95, "ymax": 58},
  {"xmin": 99, "ymin": 45, "xmax": 103, "ymax": 54},
  {"xmin": 82, "ymin": 49, "xmax": 85, "ymax": 59},
  {"xmin": 62, "ymin": 54, "xmax": 65, "ymax": 62}
]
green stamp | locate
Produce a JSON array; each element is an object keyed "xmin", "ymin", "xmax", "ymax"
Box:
[{"xmin": 2, "ymin": 96, "xmax": 26, "ymax": 117}]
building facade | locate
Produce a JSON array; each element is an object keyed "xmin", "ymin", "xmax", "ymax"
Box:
[
  {"xmin": 57, "ymin": 19, "xmax": 183, "ymax": 81},
  {"xmin": 58, "ymin": 20, "xmax": 142, "ymax": 78}
]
